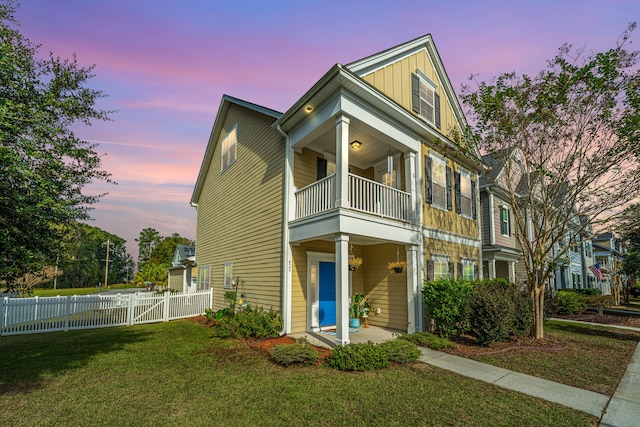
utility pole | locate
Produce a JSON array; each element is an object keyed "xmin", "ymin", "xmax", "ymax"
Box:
[{"xmin": 103, "ymin": 239, "xmax": 112, "ymax": 289}]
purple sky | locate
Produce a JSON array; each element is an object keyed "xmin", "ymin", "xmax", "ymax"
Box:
[{"xmin": 14, "ymin": 0, "xmax": 639, "ymax": 261}]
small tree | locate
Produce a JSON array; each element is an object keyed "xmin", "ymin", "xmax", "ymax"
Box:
[{"xmin": 461, "ymin": 24, "xmax": 640, "ymax": 339}]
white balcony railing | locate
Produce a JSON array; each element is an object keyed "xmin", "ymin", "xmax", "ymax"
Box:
[{"xmin": 294, "ymin": 173, "xmax": 411, "ymax": 222}]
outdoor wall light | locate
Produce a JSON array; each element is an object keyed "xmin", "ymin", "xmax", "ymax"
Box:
[{"xmin": 350, "ymin": 140, "xmax": 362, "ymax": 150}]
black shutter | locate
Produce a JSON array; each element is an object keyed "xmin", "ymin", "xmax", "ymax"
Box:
[
  {"xmin": 471, "ymin": 179, "xmax": 477, "ymax": 219},
  {"xmin": 317, "ymin": 157, "xmax": 327, "ymax": 180},
  {"xmin": 448, "ymin": 262, "xmax": 454, "ymax": 278},
  {"xmin": 454, "ymin": 170, "xmax": 460, "ymax": 214},
  {"xmin": 446, "ymin": 166, "xmax": 453, "ymax": 210},
  {"xmin": 424, "ymin": 155, "xmax": 432, "ymax": 204},
  {"xmin": 474, "ymin": 264, "xmax": 479, "ymax": 280},
  {"xmin": 457, "ymin": 262, "xmax": 463, "ymax": 279},
  {"xmin": 412, "ymin": 73, "xmax": 421, "ymax": 114},
  {"xmin": 507, "ymin": 209, "xmax": 511, "ymax": 236},
  {"xmin": 427, "ymin": 260, "xmax": 434, "ymax": 281},
  {"xmin": 434, "ymin": 92, "xmax": 441, "ymax": 129}
]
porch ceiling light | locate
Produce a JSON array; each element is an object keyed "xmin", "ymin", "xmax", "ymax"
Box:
[
  {"xmin": 350, "ymin": 140, "xmax": 362, "ymax": 150},
  {"xmin": 304, "ymin": 105, "xmax": 313, "ymax": 113}
]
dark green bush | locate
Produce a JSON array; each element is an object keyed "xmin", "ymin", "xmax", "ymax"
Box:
[
  {"xmin": 270, "ymin": 342, "xmax": 320, "ymax": 366},
  {"xmin": 511, "ymin": 288, "xmax": 533, "ymax": 336},
  {"xmin": 378, "ymin": 339, "xmax": 421, "ymax": 364},
  {"xmin": 555, "ymin": 290, "xmax": 587, "ymax": 315},
  {"xmin": 397, "ymin": 332, "xmax": 457, "ymax": 351},
  {"xmin": 326, "ymin": 342, "xmax": 390, "ymax": 371},
  {"xmin": 468, "ymin": 281, "xmax": 515, "ymax": 345},
  {"xmin": 422, "ymin": 278, "xmax": 474, "ymax": 337}
]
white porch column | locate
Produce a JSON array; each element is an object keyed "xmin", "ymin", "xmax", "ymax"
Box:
[
  {"xmin": 335, "ymin": 115, "xmax": 350, "ymax": 209},
  {"xmin": 508, "ymin": 261, "xmax": 516, "ymax": 284},
  {"xmin": 488, "ymin": 259, "xmax": 496, "ymax": 279},
  {"xmin": 183, "ymin": 267, "xmax": 188, "ymax": 293},
  {"xmin": 488, "ymin": 190, "xmax": 495, "ymax": 245},
  {"xmin": 404, "ymin": 151, "xmax": 417, "ymax": 223},
  {"xmin": 406, "ymin": 244, "xmax": 419, "ymax": 334},
  {"xmin": 335, "ymin": 233, "xmax": 350, "ymax": 346}
]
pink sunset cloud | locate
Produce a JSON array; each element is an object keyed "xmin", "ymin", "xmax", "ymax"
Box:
[{"xmin": 13, "ymin": 0, "xmax": 639, "ymax": 263}]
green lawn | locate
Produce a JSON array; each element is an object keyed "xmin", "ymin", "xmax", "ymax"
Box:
[
  {"xmin": 0, "ymin": 320, "xmax": 596, "ymax": 427},
  {"xmin": 460, "ymin": 320, "xmax": 640, "ymax": 395}
]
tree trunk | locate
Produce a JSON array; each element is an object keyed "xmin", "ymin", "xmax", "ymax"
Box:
[{"xmin": 531, "ymin": 285, "xmax": 545, "ymax": 339}]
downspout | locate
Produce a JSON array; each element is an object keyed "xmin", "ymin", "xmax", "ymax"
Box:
[
  {"xmin": 477, "ymin": 176, "xmax": 484, "ymax": 279},
  {"xmin": 276, "ymin": 124, "xmax": 291, "ymax": 336}
]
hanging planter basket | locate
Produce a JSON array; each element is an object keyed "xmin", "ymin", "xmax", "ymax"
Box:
[
  {"xmin": 348, "ymin": 245, "xmax": 363, "ymax": 271},
  {"xmin": 387, "ymin": 261, "xmax": 406, "ymax": 273}
]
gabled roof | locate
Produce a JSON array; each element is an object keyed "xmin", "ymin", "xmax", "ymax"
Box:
[
  {"xmin": 191, "ymin": 95, "xmax": 282, "ymax": 205},
  {"xmin": 175, "ymin": 244, "xmax": 195, "ymax": 260},
  {"xmin": 480, "ymin": 147, "xmax": 520, "ymax": 187},
  {"xmin": 346, "ymin": 34, "xmax": 470, "ymax": 146}
]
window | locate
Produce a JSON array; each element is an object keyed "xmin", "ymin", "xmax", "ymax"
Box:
[
  {"xmin": 433, "ymin": 255, "xmax": 450, "ymax": 280},
  {"xmin": 456, "ymin": 169, "xmax": 472, "ymax": 217},
  {"xmin": 462, "ymin": 259, "xmax": 475, "ymax": 281},
  {"xmin": 572, "ymin": 272, "xmax": 581, "ymax": 287},
  {"xmin": 223, "ymin": 262, "xmax": 233, "ymax": 289},
  {"xmin": 412, "ymin": 72, "xmax": 441, "ymax": 128},
  {"xmin": 198, "ymin": 266, "xmax": 210, "ymax": 290},
  {"xmin": 500, "ymin": 206, "xmax": 511, "ymax": 236},
  {"xmin": 585, "ymin": 242, "xmax": 592, "ymax": 258},
  {"xmin": 431, "ymin": 155, "xmax": 447, "ymax": 209},
  {"xmin": 220, "ymin": 126, "xmax": 237, "ymax": 172}
]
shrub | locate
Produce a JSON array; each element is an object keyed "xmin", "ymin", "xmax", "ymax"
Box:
[
  {"xmin": 556, "ymin": 290, "xmax": 587, "ymax": 315},
  {"xmin": 270, "ymin": 342, "xmax": 320, "ymax": 366},
  {"xmin": 467, "ymin": 280, "xmax": 515, "ymax": 345},
  {"xmin": 561, "ymin": 288, "xmax": 602, "ymax": 296},
  {"xmin": 511, "ymin": 288, "xmax": 534, "ymax": 337},
  {"xmin": 326, "ymin": 342, "xmax": 390, "ymax": 371},
  {"xmin": 586, "ymin": 294, "xmax": 615, "ymax": 316},
  {"xmin": 378, "ymin": 339, "xmax": 421, "ymax": 364},
  {"xmin": 397, "ymin": 332, "xmax": 456, "ymax": 351},
  {"xmin": 210, "ymin": 305, "xmax": 282, "ymax": 339},
  {"xmin": 422, "ymin": 278, "xmax": 474, "ymax": 337}
]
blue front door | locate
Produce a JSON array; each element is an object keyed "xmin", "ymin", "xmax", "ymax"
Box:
[{"xmin": 318, "ymin": 261, "xmax": 336, "ymax": 327}]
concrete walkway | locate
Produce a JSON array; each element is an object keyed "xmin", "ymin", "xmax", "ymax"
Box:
[{"xmin": 294, "ymin": 322, "xmax": 640, "ymax": 425}]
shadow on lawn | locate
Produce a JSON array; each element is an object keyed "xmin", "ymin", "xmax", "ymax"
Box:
[
  {"xmin": 0, "ymin": 327, "xmax": 153, "ymax": 395},
  {"xmin": 549, "ymin": 321, "xmax": 640, "ymax": 343}
]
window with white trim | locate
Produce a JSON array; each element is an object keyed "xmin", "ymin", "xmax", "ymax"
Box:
[
  {"xmin": 431, "ymin": 155, "xmax": 447, "ymax": 209},
  {"xmin": 412, "ymin": 72, "xmax": 440, "ymax": 128},
  {"xmin": 458, "ymin": 168, "xmax": 472, "ymax": 217},
  {"xmin": 500, "ymin": 205, "xmax": 511, "ymax": 236},
  {"xmin": 220, "ymin": 126, "xmax": 237, "ymax": 172},
  {"xmin": 223, "ymin": 262, "xmax": 233, "ymax": 289},
  {"xmin": 462, "ymin": 259, "xmax": 475, "ymax": 281},
  {"xmin": 198, "ymin": 266, "xmax": 210, "ymax": 290},
  {"xmin": 433, "ymin": 255, "xmax": 450, "ymax": 280}
]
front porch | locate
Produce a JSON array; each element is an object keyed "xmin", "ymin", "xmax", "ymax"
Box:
[{"xmin": 291, "ymin": 325, "xmax": 402, "ymax": 348}]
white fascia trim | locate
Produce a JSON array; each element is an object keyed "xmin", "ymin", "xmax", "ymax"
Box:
[
  {"xmin": 423, "ymin": 226, "xmax": 481, "ymax": 248},
  {"xmin": 347, "ymin": 37, "xmax": 431, "ymax": 76}
]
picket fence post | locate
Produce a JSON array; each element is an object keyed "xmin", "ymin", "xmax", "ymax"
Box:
[
  {"xmin": 64, "ymin": 296, "xmax": 71, "ymax": 331},
  {"xmin": 127, "ymin": 293, "xmax": 135, "ymax": 326},
  {"xmin": 163, "ymin": 291, "xmax": 170, "ymax": 322},
  {"xmin": 1, "ymin": 297, "xmax": 5, "ymax": 336}
]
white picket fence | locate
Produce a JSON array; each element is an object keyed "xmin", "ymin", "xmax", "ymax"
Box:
[{"xmin": 0, "ymin": 289, "xmax": 213, "ymax": 336}]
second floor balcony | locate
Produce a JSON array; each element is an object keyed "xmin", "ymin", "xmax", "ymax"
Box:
[{"xmin": 294, "ymin": 173, "xmax": 412, "ymax": 223}]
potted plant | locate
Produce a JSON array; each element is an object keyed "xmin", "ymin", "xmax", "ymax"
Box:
[
  {"xmin": 387, "ymin": 260, "xmax": 407, "ymax": 273},
  {"xmin": 348, "ymin": 256, "xmax": 363, "ymax": 271},
  {"xmin": 349, "ymin": 292, "xmax": 366, "ymax": 328}
]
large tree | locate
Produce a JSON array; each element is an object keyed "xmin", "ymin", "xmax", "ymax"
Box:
[
  {"xmin": 135, "ymin": 227, "xmax": 163, "ymax": 269},
  {"xmin": 0, "ymin": 1, "xmax": 112, "ymax": 286},
  {"xmin": 461, "ymin": 24, "xmax": 640, "ymax": 339}
]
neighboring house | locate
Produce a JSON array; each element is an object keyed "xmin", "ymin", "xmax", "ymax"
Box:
[
  {"xmin": 479, "ymin": 149, "xmax": 524, "ymax": 283},
  {"xmin": 191, "ymin": 34, "xmax": 485, "ymax": 345},
  {"xmin": 167, "ymin": 245, "xmax": 197, "ymax": 293},
  {"xmin": 592, "ymin": 232, "xmax": 626, "ymax": 295}
]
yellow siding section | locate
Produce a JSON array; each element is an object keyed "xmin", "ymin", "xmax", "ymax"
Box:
[
  {"xmin": 421, "ymin": 145, "xmax": 478, "ymax": 239},
  {"xmin": 363, "ymin": 244, "xmax": 408, "ymax": 330},
  {"xmin": 362, "ymin": 48, "xmax": 462, "ymax": 137},
  {"xmin": 424, "ymin": 239, "xmax": 480, "ymax": 270},
  {"xmin": 196, "ymin": 104, "xmax": 284, "ymax": 312},
  {"xmin": 168, "ymin": 269, "xmax": 183, "ymax": 292}
]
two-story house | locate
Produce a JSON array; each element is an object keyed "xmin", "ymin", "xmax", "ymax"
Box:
[
  {"xmin": 479, "ymin": 149, "xmax": 524, "ymax": 283},
  {"xmin": 191, "ymin": 35, "xmax": 485, "ymax": 345}
]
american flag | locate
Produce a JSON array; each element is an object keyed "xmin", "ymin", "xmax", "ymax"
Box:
[{"xmin": 589, "ymin": 264, "xmax": 604, "ymax": 281}]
